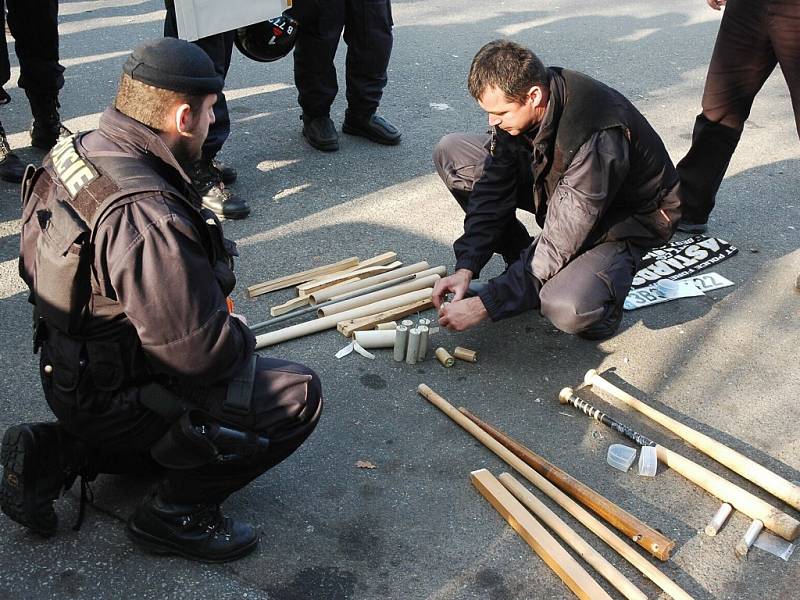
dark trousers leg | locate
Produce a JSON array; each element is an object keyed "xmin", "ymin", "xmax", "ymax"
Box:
[
  {"xmin": 0, "ymin": 1, "xmax": 9, "ymax": 88},
  {"xmin": 770, "ymin": 0, "xmax": 800, "ymax": 139},
  {"xmin": 159, "ymin": 357, "xmax": 323, "ymax": 504},
  {"xmin": 343, "ymin": 0, "xmax": 393, "ymax": 117},
  {"xmin": 677, "ymin": 0, "xmax": 779, "ymax": 223},
  {"xmin": 293, "ymin": 0, "xmax": 345, "ymax": 118},
  {"xmin": 433, "ymin": 132, "xmax": 532, "ymax": 264},
  {"xmin": 163, "ymin": 0, "xmax": 233, "ymax": 160},
  {"xmin": 5, "ymin": 0, "xmax": 64, "ymax": 96},
  {"xmin": 539, "ymin": 241, "xmax": 643, "ymax": 340}
]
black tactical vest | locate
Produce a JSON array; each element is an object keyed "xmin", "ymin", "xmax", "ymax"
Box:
[{"xmin": 18, "ymin": 135, "xmax": 231, "ymax": 390}]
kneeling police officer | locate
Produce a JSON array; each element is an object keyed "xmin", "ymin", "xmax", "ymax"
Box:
[{"xmin": 3, "ymin": 38, "xmax": 322, "ymax": 562}]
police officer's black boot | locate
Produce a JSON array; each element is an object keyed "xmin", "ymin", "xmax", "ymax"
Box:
[
  {"xmin": 342, "ymin": 109, "xmax": 401, "ymax": 146},
  {"xmin": 26, "ymin": 93, "xmax": 68, "ymax": 150},
  {"xmin": 187, "ymin": 160, "xmax": 250, "ymax": 220},
  {"xmin": 127, "ymin": 493, "xmax": 259, "ymax": 562},
  {"xmin": 0, "ymin": 423, "xmax": 83, "ymax": 536},
  {"xmin": 0, "ymin": 125, "xmax": 26, "ymax": 183}
]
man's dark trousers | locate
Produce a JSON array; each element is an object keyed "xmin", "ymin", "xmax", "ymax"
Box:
[
  {"xmin": 434, "ymin": 133, "xmax": 643, "ymax": 340},
  {"xmin": 163, "ymin": 0, "xmax": 233, "ymax": 161},
  {"xmin": 293, "ymin": 0, "xmax": 393, "ymax": 119},
  {"xmin": 0, "ymin": 0, "xmax": 64, "ymax": 96},
  {"xmin": 42, "ymin": 353, "xmax": 323, "ymax": 505},
  {"xmin": 677, "ymin": 0, "xmax": 800, "ymax": 223}
]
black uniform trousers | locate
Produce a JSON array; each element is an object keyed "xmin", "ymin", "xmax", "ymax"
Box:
[
  {"xmin": 435, "ymin": 133, "xmax": 643, "ymax": 340},
  {"xmin": 293, "ymin": 0, "xmax": 393, "ymax": 118},
  {"xmin": 0, "ymin": 0, "xmax": 64, "ymax": 95},
  {"xmin": 677, "ymin": 0, "xmax": 800, "ymax": 223},
  {"xmin": 42, "ymin": 350, "xmax": 323, "ymax": 505},
  {"xmin": 163, "ymin": 0, "xmax": 233, "ymax": 161}
]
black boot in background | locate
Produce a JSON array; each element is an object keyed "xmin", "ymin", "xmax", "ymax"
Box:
[
  {"xmin": 0, "ymin": 125, "xmax": 26, "ymax": 183},
  {"xmin": 127, "ymin": 494, "xmax": 259, "ymax": 562},
  {"xmin": 1, "ymin": 422, "xmax": 86, "ymax": 536},
  {"xmin": 26, "ymin": 92, "xmax": 69, "ymax": 150}
]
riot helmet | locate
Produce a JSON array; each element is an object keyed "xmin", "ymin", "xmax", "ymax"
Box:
[{"xmin": 234, "ymin": 14, "xmax": 299, "ymax": 63}]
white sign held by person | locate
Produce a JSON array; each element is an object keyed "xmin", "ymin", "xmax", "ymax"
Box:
[{"xmin": 174, "ymin": 0, "xmax": 290, "ymax": 41}]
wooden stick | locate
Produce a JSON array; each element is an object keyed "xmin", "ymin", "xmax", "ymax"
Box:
[
  {"xmin": 309, "ymin": 262, "xmax": 434, "ymax": 304},
  {"xmin": 585, "ymin": 369, "xmax": 800, "ymax": 512},
  {"xmin": 460, "ymin": 408, "xmax": 674, "ymax": 560},
  {"xmin": 254, "ymin": 288, "xmax": 432, "ymax": 349},
  {"xmin": 336, "ymin": 298, "xmax": 433, "ymax": 337},
  {"xmin": 318, "ymin": 274, "xmax": 441, "ymax": 317},
  {"xmin": 736, "ymin": 520, "xmax": 763, "ymax": 558},
  {"xmin": 352, "ymin": 251, "xmax": 398, "ymax": 270},
  {"xmin": 560, "ymin": 387, "xmax": 800, "ymax": 542},
  {"xmin": 246, "ymin": 256, "xmax": 359, "ymax": 297},
  {"xmin": 705, "ymin": 503, "xmax": 733, "ymax": 537},
  {"xmin": 296, "ymin": 262, "xmax": 402, "ymax": 295},
  {"xmin": 453, "ymin": 346, "xmax": 477, "ymax": 363},
  {"xmin": 471, "ymin": 469, "xmax": 614, "ymax": 600},
  {"xmin": 435, "ymin": 347, "xmax": 454, "ymax": 367},
  {"xmin": 417, "ymin": 384, "xmax": 695, "ymax": 600},
  {"xmin": 498, "ymin": 473, "xmax": 647, "ymax": 600},
  {"xmin": 270, "ymin": 295, "xmax": 312, "ymax": 317}
]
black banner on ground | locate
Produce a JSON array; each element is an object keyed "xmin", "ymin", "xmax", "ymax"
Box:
[{"xmin": 631, "ymin": 236, "xmax": 738, "ymax": 290}]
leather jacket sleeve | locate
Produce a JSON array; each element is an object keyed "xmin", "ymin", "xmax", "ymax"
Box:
[
  {"xmin": 478, "ymin": 129, "xmax": 630, "ymax": 320},
  {"xmin": 97, "ymin": 197, "xmax": 255, "ymax": 385},
  {"xmin": 453, "ymin": 128, "xmax": 524, "ymax": 277}
]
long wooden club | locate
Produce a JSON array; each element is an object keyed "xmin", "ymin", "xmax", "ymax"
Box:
[
  {"xmin": 559, "ymin": 387, "xmax": 800, "ymax": 542},
  {"xmin": 584, "ymin": 369, "xmax": 800, "ymax": 512}
]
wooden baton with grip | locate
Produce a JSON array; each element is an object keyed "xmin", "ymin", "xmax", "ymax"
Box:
[
  {"xmin": 460, "ymin": 407, "xmax": 675, "ymax": 560},
  {"xmin": 417, "ymin": 384, "xmax": 695, "ymax": 600},
  {"xmin": 560, "ymin": 387, "xmax": 800, "ymax": 542},
  {"xmin": 584, "ymin": 369, "xmax": 800, "ymax": 512}
]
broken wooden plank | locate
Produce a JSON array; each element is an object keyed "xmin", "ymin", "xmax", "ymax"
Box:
[
  {"xmin": 336, "ymin": 298, "xmax": 433, "ymax": 337},
  {"xmin": 247, "ymin": 256, "xmax": 359, "ymax": 298},
  {"xmin": 296, "ymin": 262, "xmax": 402, "ymax": 295}
]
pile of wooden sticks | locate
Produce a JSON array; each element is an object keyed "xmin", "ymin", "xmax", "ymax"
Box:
[{"xmin": 245, "ymin": 252, "xmax": 445, "ymax": 348}]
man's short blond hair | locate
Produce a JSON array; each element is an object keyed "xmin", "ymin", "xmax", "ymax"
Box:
[{"xmin": 114, "ymin": 73, "xmax": 204, "ymax": 130}]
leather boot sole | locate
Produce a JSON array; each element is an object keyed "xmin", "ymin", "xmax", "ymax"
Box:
[
  {"xmin": 126, "ymin": 519, "xmax": 259, "ymax": 563},
  {"xmin": 1, "ymin": 425, "xmax": 57, "ymax": 536}
]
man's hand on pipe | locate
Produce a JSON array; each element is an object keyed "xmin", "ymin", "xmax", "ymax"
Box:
[
  {"xmin": 432, "ymin": 268, "xmax": 473, "ymax": 309},
  {"xmin": 438, "ymin": 296, "xmax": 488, "ymax": 332}
]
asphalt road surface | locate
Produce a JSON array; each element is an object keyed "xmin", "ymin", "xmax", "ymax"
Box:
[{"xmin": 0, "ymin": 1, "xmax": 798, "ymax": 598}]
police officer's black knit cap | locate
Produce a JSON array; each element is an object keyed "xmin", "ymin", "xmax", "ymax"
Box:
[{"xmin": 123, "ymin": 38, "xmax": 223, "ymax": 95}]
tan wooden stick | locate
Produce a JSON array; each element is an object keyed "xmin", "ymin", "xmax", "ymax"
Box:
[
  {"xmin": 246, "ymin": 256, "xmax": 359, "ymax": 297},
  {"xmin": 318, "ymin": 274, "xmax": 441, "ymax": 317},
  {"xmin": 460, "ymin": 408, "xmax": 675, "ymax": 560},
  {"xmin": 498, "ymin": 473, "xmax": 647, "ymax": 600},
  {"xmin": 254, "ymin": 288, "xmax": 432, "ymax": 349},
  {"xmin": 336, "ymin": 299, "xmax": 433, "ymax": 337},
  {"xmin": 309, "ymin": 262, "xmax": 434, "ymax": 304},
  {"xmin": 471, "ymin": 469, "xmax": 613, "ymax": 600},
  {"xmin": 585, "ymin": 369, "xmax": 800, "ymax": 513},
  {"xmin": 656, "ymin": 444, "xmax": 799, "ymax": 541},
  {"xmin": 270, "ymin": 295, "xmax": 312, "ymax": 317},
  {"xmin": 417, "ymin": 384, "xmax": 695, "ymax": 600},
  {"xmin": 296, "ymin": 262, "xmax": 402, "ymax": 295}
]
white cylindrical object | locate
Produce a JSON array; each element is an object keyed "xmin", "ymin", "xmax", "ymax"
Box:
[
  {"xmin": 705, "ymin": 503, "xmax": 733, "ymax": 537},
  {"xmin": 401, "ymin": 319, "xmax": 414, "ymax": 329},
  {"xmin": 375, "ymin": 321, "xmax": 397, "ymax": 330},
  {"xmin": 393, "ymin": 325, "xmax": 408, "ymax": 362},
  {"xmin": 317, "ymin": 274, "xmax": 441, "ymax": 317},
  {"xmin": 406, "ymin": 328, "xmax": 421, "ymax": 365},
  {"xmin": 736, "ymin": 520, "xmax": 763, "ymax": 558},
  {"xmin": 354, "ymin": 329, "xmax": 396, "ymax": 349},
  {"xmin": 309, "ymin": 262, "xmax": 435, "ymax": 304},
  {"xmin": 255, "ymin": 288, "xmax": 433, "ymax": 349},
  {"xmin": 418, "ymin": 318, "xmax": 432, "ymax": 327},
  {"xmin": 417, "ymin": 325, "xmax": 429, "ymax": 361}
]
